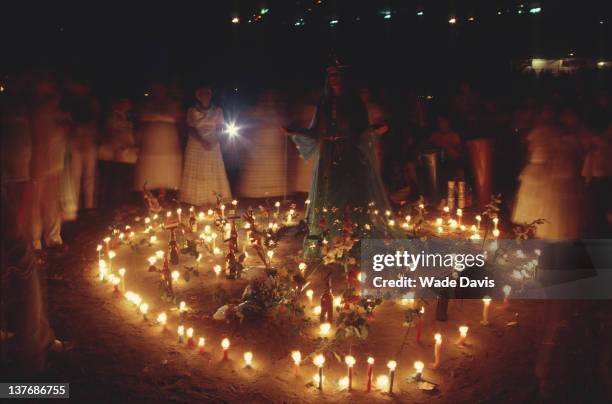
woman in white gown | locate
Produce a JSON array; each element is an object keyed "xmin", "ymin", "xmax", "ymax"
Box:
[
  {"xmin": 134, "ymin": 83, "xmax": 182, "ymax": 193},
  {"xmin": 513, "ymin": 106, "xmax": 585, "ymax": 239},
  {"xmin": 180, "ymin": 85, "xmax": 231, "ymax": 206}
]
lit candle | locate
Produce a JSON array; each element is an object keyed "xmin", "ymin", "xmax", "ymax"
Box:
[
  {"xmin": 118, "ymin": 268, "xmax": 126, "ymax": 293},
  {"xmin": 476, "ymin": 215, "xmax": 482, "ymax": 230},
  {"xmin": 221, "ymin": 338, "xmax": 230, "ymax": 360},
  {"xmin": 177, "ymin": 208, "xmax": 182, "ymax": 223},
  {"xmin": 387, "ymin": 360, "xmax": 397, "ymax": 394},
  {"xmin": 207, "ymin": 208, "xmax": 214, "ymax": 218},
  {"xmin": 435, "ymin": 217, "xmax": 443, "ymax": 226},
  {"xmin": 214, "ymin": 264, "xmax": 222, "ymax": 280},
  {"xmin": 414, "ymin": 361, "xmax": 424, "ymax": 381},
  {"xmin": 96, "ymin": 244, "xmax": 103, "ymax": 260},
  {"xmin": 104, "ymin": 236, "xmax": 111, "ymax": 254},
  {"xmin": 198, "ymin": 337, "xmax": 205, "ymax": 353},
  {"xmin": 305, "ymin": 289, "xmax": 314, "ymax": 304},
  {"xmin": 98, "ymin": 259, "xmax": 108, "ymax": 281},
  {"xmin": 458, "ymin": 325, "xmax": 468, "ymax": 345},
  {"xmin": 177, "ymin": 325, "xmax": 185, "ymax": 343},
  {"xmin": 139, "ymin": 303, "xmax": 149, "ymax": 320},
  {"xmin": 108, "ymin": 250, "xmax": 116, "ymax": 273},
  {"xmin": 416, "ymin": 306, "xmax": 425, "ymax": 343},
  {"xmin": 366, "ymin": 357, "xmax": 374, "ymax": 392},
  {"xmin": 298, "ymin": 262, "xmax": 307, "ymax": 274},
  {"xmin": 492, "ymin": 228, "xmax": 500, "ymax": 238},
  {"xmin": 266, "ymin": 250, "xmax": 274, "ymax": 266},
  {"xmin": 502, "ymin": 285, "xmax": 511, "ymax": 308},
  {"xmin": 275, "ymin": 201, "xmax": 281, "ymax": 216},
  {"xmin": 179, "ymin": 301, "xmax": 187, "ymax": 313},
  {"xmin": 432, "ymin": 333, "xmax": 442, "ymax": 369},
  {"xmin": 149, "ymin": 235, "xmax": 157, "ymax": 244},
  {"xmin": 243, "ymin": 351, "xmax": 253, "ymax": 368},
  {"xmin": 211, "ymin": 232, "xmax": 217, "ymax": 249},
  {"xmin": 291, "ymin": 350, "xmax": 301, "ymax": 376},
  {"xmin": 319, "ymin": 322, "xmax": 331, "ymax": 336},
  {"xmin": 186, "ymin": 327, "xmax": 194, "ymax": 346},
  {"xmin": 376, "ymin": 375, "xmax": 389, "ymax": 391},
  {"xmin": 313, "ymin": 354, "xmax": 325, "ymax": 390},
  {"xmin": 313, "ymin": 306, "xmax": 322, "ymax": 316},
  {"xmin": 481, "ymin": 296, "xmax": 491, "ymax": 325},
  {"xmin": 157, "ymin": 312, "xmax": 167, "ymax": 331},
  {"xmin": 171, "ymin": 270, "xmax": 180, "ymax": 283},
  {"xmin": 345, "ymin": 355, "xmax": 355, "ymax": 390},
  {"xmin": 456, "ymin": 208, "xmax": 463, "ymax": 225},
  {"xmin": 110, "ymin": 274, "xmax": 120, "ymax": 293}
]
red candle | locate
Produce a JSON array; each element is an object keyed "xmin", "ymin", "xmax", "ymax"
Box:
[
  {"xmin": 366, "ymin": 357, "xmax": 374, "ymax": 392},
  {"xmin": 186, "ymin": 328, "xmax": 194, "ymax": 347},
  {"xmin": 345, "ymin": 355, "xmax": 355, "ymax": 390},
  {"xmin": 198, "ymin": 337, "xmax": 205, "ymax": 353},
  {"xmin": 221, "ymin": 338, "xmax": 230, "ymax": 360}
]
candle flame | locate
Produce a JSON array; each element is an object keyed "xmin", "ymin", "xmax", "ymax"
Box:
[
  {"xmin": 313, "ymin": 354, "xmax": 325, "ymax": 367},
  {"xmin": 221, "ymin": 338, "xmax": 230, "ymax": 349}
]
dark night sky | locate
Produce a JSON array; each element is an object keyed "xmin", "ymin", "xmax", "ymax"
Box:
[{"xmin": 2, "ymin": 0, "xmax": 609, "ymax": 95}]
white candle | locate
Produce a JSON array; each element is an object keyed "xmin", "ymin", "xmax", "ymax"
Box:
[
  {"xmin": 414, "ymin": 360, "xmax": 424, "ymax": 381},
  {"xmin": 177, "ymin": 208, "xmax": 182, "ymax": 223},
  {"xmin": 291, "ymin": 350, "xmax": 301, "ymax": 376},
  {"xmin": 476, "ymin": 215, "xmax": 482, "ymax": 230},
  {"xmin": 305, "ymin": 289, "xmax": 314, "ymax": 304},
  {"xmin": 387, "ymin": 360, "xmax": 397, "ymax": 393},
  {"xmin": 458, "ymin": 325, "xmax": 468, "ymax": 345},
  {"xmin": 432, "ymin": 333, "xmax": 442, "ymax": 368},
  {"xmin": 313, "ymin": 354, "xmax": 325, "ymax": 390},
  {"xmin": 177, "ymin": 325, "xmax": 184, "ymax": 343},
  {"xmin": 118, "ymin": 268, "xmax": 126, "ymax": 293},
  {"xmin": 214, "ymin": 264, "xmax": 222, "ymax": 280},
  {"xmin": 243, "ymin": 351, "xmax": 253, "ymax": 368},
  {"xmin": 482, "ymin": 297, "xmax": 491, "ymax": 325},
  {"xmin": 157, "ymin": 312, "xmax": 167, "ymax": 330},
  {"xmin": 319, "ymin": 322, "xmax": 331, "ymax": 336},
  {"xmin": 139, "ymin": 303, "xmax": 149, "ymax": 320}
]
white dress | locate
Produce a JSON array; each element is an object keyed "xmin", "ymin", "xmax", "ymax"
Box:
[
  {"xmin": 134, "ymin": 99, "xmax": 182, "ymax": 191},
  {"xmin": 513, "ymin": 125, "xmax": 585, "ymax": 239},
  {"xmin": 237, "ymin": 94, "xmax": 287, "ymax": 198},
  {"xmin": 180, "ymin": 105, "xmax": 231, "ymax": 206}
]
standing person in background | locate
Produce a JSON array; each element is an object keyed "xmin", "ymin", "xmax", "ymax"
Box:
[
  {"xmin": 27, "ymin": 76, "xmax": 71, "ymax": 252},
  {"xmin": 98, "ymin": 98, "xmax": 139, "ymax": 209},
  {"xmin": 63, "ymin": 78, "xmax": 100, "ymax": 219},
  {"xmin": 429, "ymin": 114, "xmax": 464, "ymax": 183},
  {"xmin": 180, "ymin": 84, "xmax": 230, "ymax": 206},
  {"xmin": 359, "ymin": 87, "xmax": 389, "ymax": 174},
  {"xmin": 134, "ymin": 82, "xmax": 183, "ymax": 203}
]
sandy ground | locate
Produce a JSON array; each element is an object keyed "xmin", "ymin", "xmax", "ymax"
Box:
[{"xmin": 5, "ymin": 205, "xmax": 612, "ymax": 404}]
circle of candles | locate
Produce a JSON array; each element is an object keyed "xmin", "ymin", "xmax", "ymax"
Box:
[
  {"xmin": 313, "ymin": 354, "xmax": 325, "ymax": 390},
  {"xmin": 433, "ymin": 333, "xmax": 442, "ymax": 368},
  {"xmin": 319, "ymin": 322, "xmax": 331, "ymax": 336},
  {"xmin": 366, "ymin": 357, "xmax": 375, "ymax": 392},
  {"xmin": 198, "ymin": 337, "xmax": 205, "ymax": 353},
  {"xmin": 414, "ymin": 361, "xmax": 424, "ymax": 381},
  {"xmin": 291, "ymin": 351, "xmax": 301, "ymax": 375},
  {"xmin": 481, "ymin": 296, "xmax": 492, "ymax": 325},
  {"xmin": 157, "ymin": 312, "xmax": 167, "ymax": 330},
  {"xmin": 244, "ymin": 351, "xmax": 253, "ymax": 368},
  {"xmin": 221, "ymin": 338, "xmax": 230, "ymax": 360},
  {"xmin": 376, "ymin": 375, "xmax": 389, "ymax": 390},
  {"xmin": 177, "ymin": 325, "xmax": 185, "ymax": 343},
  {"xmin": 139, "ymin": 303, "xmax": 149, "ymax": 320},
  {"xmin": 458, "ymin": 325, "xmax": 468, "ymax": 344},
  {"xmin": 345, "ymin": 355, "xmax": 355, "ymax": 390}
]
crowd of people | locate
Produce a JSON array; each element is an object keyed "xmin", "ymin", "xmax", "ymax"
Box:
[{"xmin": 1, "ymin": 68, "xmax": 611, "ymax": 255}]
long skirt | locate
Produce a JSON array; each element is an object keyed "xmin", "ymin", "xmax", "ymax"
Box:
[
  {"xmin": 180, "ymin": 137, "xmax": 231, "ymax": 206},
  {"xmin": 134, "ymin": 123, "xmax": 182, "ymax": 191}
]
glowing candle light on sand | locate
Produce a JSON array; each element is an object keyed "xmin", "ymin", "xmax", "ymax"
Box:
[
  {"xmin": 432, "ymin": 333, "xmax": 442, "ymax": 368},
  {"xmin": 157, "ymin": 312, "xmax": 167, "ymax": 330},
  {"xmin": 502, "ymin": 285, "xmax": 512, "ymax": 308},
  {"xmin": 345, "ymin": 355, "xmax": 356, "ymax": 390},
  {"xmin": 306, "ymin": 289, "xmax": 314, "ymax": 304},
  {"xmin": 458, "ymin": 325, "xmax": 468, "ymax": 345},
  {"xmin": 376, "ymin": 375, "xmax": 389, "ymax": 390},
  {"xmin": 139, "ymin": 303, "xmax": 149, "ymax": 321},
  {"xmin": 186, "ymin": 327, "xmax": 194, "ymax": 346},
  {"xmin": 313, "ymin": 354, "xmax": 325, "ymax": 390},
  {"xmin": 221, "ymin": 338, "xmax": 230, "ymax": 360},
  {"xmin": 243, "ymin": 351, "xmax": 253, "ymax": 368},
  {"xmin": 387, "ymin": 360, "xmax": 397, "ymax": 393},
  {"xmin": 366, "ymin": 357, "xmax": 374, "ymax": 392},
  {"xmin": 214, "ymin": 264, "xmax": 222, "ymax": 280},
  {"xmin": 177, "ymin": 325, "xmax": 185, "ymax": 343},
  {"xmin": 481, "ymin": 296, "xmax": 492, "ymax": 325},
  {"xmin": 319, "ymin": 322, "xmax": 331, "ymax": 336},
  {"xmin": 414, "ymin": 361, "xmax": 424, "ymax": 381},
  {"xmin": 291, "ymin": 351, "xmax": 301, "ymax": 376},
  {"xmin": 198, "ymin": 337, "xmax": 205, "ymax": 353}
]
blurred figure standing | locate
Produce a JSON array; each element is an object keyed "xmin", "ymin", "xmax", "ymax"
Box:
[
  {"xmin": 27, "ymin": 77, "xmax": 71, "ymax": 251},
  {"xmin": 134, "ymin": 82, "xmax": 183, "ymax": 200},
  {"xmin": 359, "ymin": 87, "xmax": 389, "ymax": 174},
  {"xmin": 63, "ymin": 78, "xmax": 100, "ymax": 218}
]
